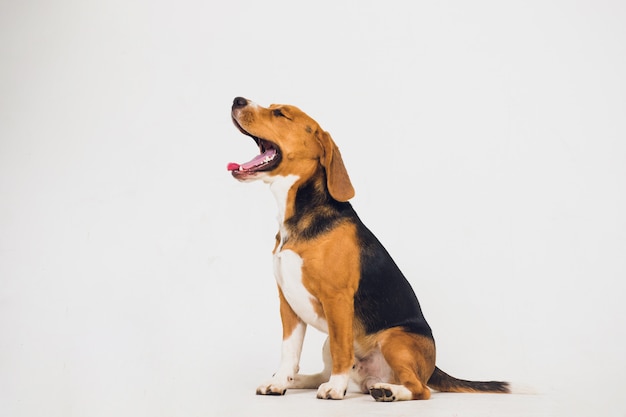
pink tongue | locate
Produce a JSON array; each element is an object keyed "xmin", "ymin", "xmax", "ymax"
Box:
[
  {"xmin": 228, "ymin": 149, "xmax": 277, "ymax": 172},
  {"xmin": 241, "ymin": 150, "xmax": 273, "ymax": 170}
]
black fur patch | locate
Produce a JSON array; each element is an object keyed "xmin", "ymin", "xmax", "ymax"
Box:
[
  {"xmin": 353, "ymin": 219, "xmax": 433, "ymax": 338},
  {"xmin": 285, "ymin": 172, "xmax": 353, "ymax": 240}
]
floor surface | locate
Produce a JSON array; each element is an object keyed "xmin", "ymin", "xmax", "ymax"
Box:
[{"xmin": 214, "ymin": 388, "xmax": 554, "ymax": 417}]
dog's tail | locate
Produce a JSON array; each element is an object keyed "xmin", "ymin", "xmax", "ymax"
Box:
[{"xmin": 427, "ymin": 366, "xmax": 510, "ymax": 394}]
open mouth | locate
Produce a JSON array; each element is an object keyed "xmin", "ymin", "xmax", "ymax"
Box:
[{"xmin": 227, "ymin": 119, "xmax": 282, "ymax": 176}]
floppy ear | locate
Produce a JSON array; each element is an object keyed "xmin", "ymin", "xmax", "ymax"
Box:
[{"xmin": 315, "ymin": 130, "xmax": 355, "ymax": 202}]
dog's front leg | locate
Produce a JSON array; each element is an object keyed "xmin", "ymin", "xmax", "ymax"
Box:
[
  {"xmin": 316, "ymin": 295, "xmax": 354, "ymax": 400},
  {"xmin": 256, "ymin": 288, "xmax": 306, "ymax": 396}
]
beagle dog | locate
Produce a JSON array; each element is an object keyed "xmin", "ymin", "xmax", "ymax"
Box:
[{"xmin": 227, "ymin": 97, "xmax": 509, "ymax": 401}]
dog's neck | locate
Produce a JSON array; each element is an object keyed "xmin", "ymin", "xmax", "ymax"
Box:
[
  {"xmin": 269, "ymin": 174, "xmax": 300, "ymax": 244},
  {"xmin": 269, "ymin": 171, "xmax": 352, "ymax": 247}
]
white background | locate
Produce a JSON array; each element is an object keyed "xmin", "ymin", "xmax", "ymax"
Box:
[{"xmin": 1, "ymin": 1, "xmax": 625, "ymax": 416}]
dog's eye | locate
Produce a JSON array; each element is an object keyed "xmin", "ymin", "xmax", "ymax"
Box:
[{"xmin": 273, "ymin": 109, "xmax": 287, "ymax": 118}]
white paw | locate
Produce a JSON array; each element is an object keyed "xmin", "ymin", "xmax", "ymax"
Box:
[
  {"xmin": 369, "ymin": 383, "xmax": 413, "ymax": 402},
  {"xmin": 316, "ymin": 375, "xmax": 349, "ymax": 400},
  {"xmin": 369, "ymin": 384, "xmax": 396, "ymax": 402},
  {"xmin": 256, "ymin": 377, "xmax": 289, "ymax": 396}
]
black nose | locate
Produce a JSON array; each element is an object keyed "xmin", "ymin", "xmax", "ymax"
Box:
[{"xmin": 232, "ymin": 97, "xmax": 248, "ymax": 109}]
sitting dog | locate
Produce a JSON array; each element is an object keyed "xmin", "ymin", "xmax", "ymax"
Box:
[{"xmin": 227, "ymin": 97, "xmax": 509, "ymax": 401}]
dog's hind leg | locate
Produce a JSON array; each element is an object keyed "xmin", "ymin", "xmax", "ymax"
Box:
[
  {"xmin": 291, "ymin": 337, "xmax": 332, "ymax": 389},
  {"xmin": 369, "ymin": 328, "xmax": 436, "ymax": 401}
]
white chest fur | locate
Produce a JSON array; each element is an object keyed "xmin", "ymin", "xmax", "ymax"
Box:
[
  {"xmin": 274, "ymin": 249, "xmax": 328, "ymax": 333},
  {"xmin": 268, "ymin": 174, "xmax": 298, "ymax": 252}
]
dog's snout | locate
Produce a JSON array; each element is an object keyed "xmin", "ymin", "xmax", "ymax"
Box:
[{"xmin": 233, "ymin": 97, "xmax": 248, "ymax": 110}]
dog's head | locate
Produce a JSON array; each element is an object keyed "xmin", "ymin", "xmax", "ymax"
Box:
[{"xmin": 228, "ymin": 97, "xmax": 355, "ymax": 202}]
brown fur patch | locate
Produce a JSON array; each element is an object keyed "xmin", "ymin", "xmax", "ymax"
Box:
[
  {"xmin": 283, "ymin": 222, "xmax": 361, "ymax": 374},
  {"xmin": 232, "ymin": 101, "xmax": 354, "ymax": 202}
]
